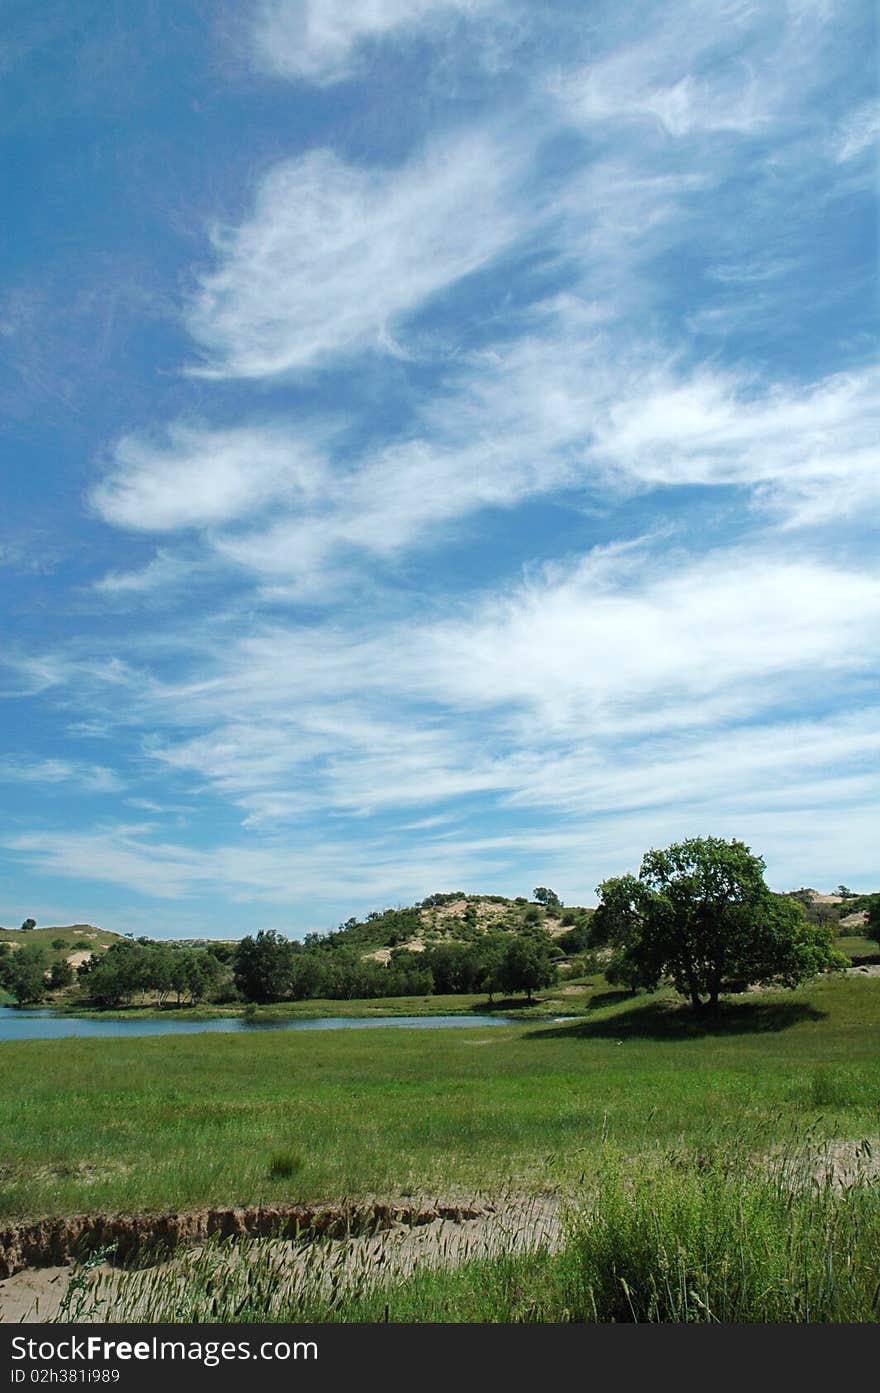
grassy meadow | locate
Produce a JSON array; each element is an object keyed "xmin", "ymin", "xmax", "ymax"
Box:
[{"xmin": 1, "ymin": 974, "xmax": 878, "ymax": 1223}]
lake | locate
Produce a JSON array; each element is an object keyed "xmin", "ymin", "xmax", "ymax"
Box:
[{"xmin": 0, "ymin": 1006, "xmax": 516, "ymax": 1043}]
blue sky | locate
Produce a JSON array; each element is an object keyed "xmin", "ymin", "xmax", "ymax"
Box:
[{"xmin": 1, "ymin": 0, "xmax": 877, "ymax": 938}]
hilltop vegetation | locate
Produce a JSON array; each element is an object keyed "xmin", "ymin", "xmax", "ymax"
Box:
[
  {"xmin": 304, "ymin": 889, "xmax": 593, "ymax": 955},
  {"xmin": 1, "ymin": 873, "xmax": 877, "ymax": 1014},
  {"xmin": 0, "ymin": 923, "xmax": 121, "ymax": 958},
  {"xmin": 0, "ymin": 924, "xmax": 123, "ymax": 1006}
]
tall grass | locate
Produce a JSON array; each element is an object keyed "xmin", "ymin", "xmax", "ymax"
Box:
[
  {"xmin": 60, "ymin": 1138, "xmax": 880, "ymax": 1324},
  {"xmin": 562, "ymin": 1144, "xmax": 880, "ymax": 1322}
]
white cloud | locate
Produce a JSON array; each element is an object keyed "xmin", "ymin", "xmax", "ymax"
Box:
[
  {"xmin": 88, "ymin": 319, "xmax": 878, "ymax": 609},
  {"xmin": 92, "ymin": 549, "xmax": 204, "ymax": 595},
  {"xmin": 0, "ymin": 653, "xmax": 80, "ymax": 699},
  {"xmin": 413, "ymin": 546, "xmax": 880, "ymax": 724},
  {"xmin": 9, "ymin": 0, "xmax": 876, "ymax": 927},
  {"xmin": 2, "ymin": 820, "xmax": 556, "ymax": 907},
  {"xmin": 184, "ymin": 134, "xmax": 522, "ymax": 378},
  {"xmin": 0, "ymin": 758, "xmax": 124, "ymax": 794},
  {"xmin": 85, "ymin": 542, "xmax": 878, "ymax": 841},
  {"xmin": 558, "ymin": 59, "xmax": 769, "ymax": 139},
  {"xmin": 90, "ymin": 423, "xmax": 326, "ymax": 531},
  {"xmin": 587, "ymin": 362, "xmax": 880, "ymax": 527},
  {"xmin": 251, "ymin": 0, "xmax": 495, "ymax": 86},
  {"xmin": 835, "ymin": 99, "xmax": 880, "ymax": 161},
  {"xmin": 551, "ymin": 0, "xmax": 834, "ymax": 140}
]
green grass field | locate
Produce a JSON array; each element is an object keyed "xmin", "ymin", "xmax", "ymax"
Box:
[
  {"xmin": 1, "ymin": 974, "xmax": 878, "ymax": 1223},
  {"xmin": 836, "ymin": 934, "xmax": 879, "ymax": 961}
]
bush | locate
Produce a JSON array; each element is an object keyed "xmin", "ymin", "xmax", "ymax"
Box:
[
  {"xmin": 49, "ymin": 960, "xmax": 74, "ymax": 989},
  {"xmin": 267, "ymin": 1151, "xmax": 304, "ymax": 1180},
  {"xmin": 3, "ymin": 944, "xmax": 48, "ymax": 1004}
]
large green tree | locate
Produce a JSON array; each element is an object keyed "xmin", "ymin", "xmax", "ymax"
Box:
[
  {"xmin": 499, "ymin": 930, "xmax": 557, "ymax": 1001},
  {"xmin": 867, "ymin": 895, "xmax": 880, "ymax": 948},
  {"xmin": 533, "ymin": 887, "xmax": 562, "ymax": 908},
  {"xmin": 2, "ymin": 943, "xmax": 49, "ymax": 1005},
  {"xmin": 233, "ymin": 930, "xmax": 297, "ymax": 1002},
  {"xmin": 595, "ymin": 836, "xmax": 843, "ymax": 1014}
]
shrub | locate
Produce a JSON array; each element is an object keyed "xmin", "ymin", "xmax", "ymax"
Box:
[{"xmin": 268, "ymin": 1151, "xmax": 304, "ymax": 1180}]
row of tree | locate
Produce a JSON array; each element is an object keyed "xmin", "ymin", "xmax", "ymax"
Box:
[
  {"xmin": 0, "ymin": 940, "xmax": 227, "ymax": 1008},
  {"xmin": 3, "ymin": 839, "xmax": 876, "ymax": 1015},
  {"xmin": 0, "ymin": 926, "xmax": 560, "ymax": 1008},
  {"xmin": 232, "ymin": 928, "xmax": 558, "ymax": 1003},
  {"xmin": 77, "ymin": 941, "xmax": 225, "ymax": 1007}
]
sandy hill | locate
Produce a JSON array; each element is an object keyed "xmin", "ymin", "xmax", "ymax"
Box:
[
  {"xmin": 322, "ymin": 893, "xmax": 594, "ymax": 963},
  {"xmin": 0, "ymin": 923, "xmax": 122, "ymax": 966}
]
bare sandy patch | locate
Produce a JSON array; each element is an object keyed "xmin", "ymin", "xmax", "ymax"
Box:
[
  {"xmin": 364, "ymin": 936, "xmax": 426, "ymax": 965},
  {"xmin": 840, "ymin": 911, "xmax": 868, "ymax": 929},
  {"xmin": 0, "ymin": 1195, "xmax": 563, "ymax": 1324}
]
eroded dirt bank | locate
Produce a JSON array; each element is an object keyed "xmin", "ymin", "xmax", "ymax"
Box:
[
  {"xmin": 0, "ymin": 1196, "xmax": 564, "ymax": 1323},
  {"xmin": 0, "ymin": 1199, "xmax": 489, "ymax": 1281}
]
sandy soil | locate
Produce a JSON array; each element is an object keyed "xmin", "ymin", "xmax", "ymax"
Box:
[
  {"xmin": 65, "ymin": 951, "xmax": 93, "ymax": 969},
  {"xmin": 364, "ymin": 937, "xmax": 426, "ymax": 965},
  {"xmin": 840, "ymin": 911, "xmax": 868, "ymax": 929},
  {"xmin": 0, "ymin": 1196, "xmax": 563, "ymax": 1324}
]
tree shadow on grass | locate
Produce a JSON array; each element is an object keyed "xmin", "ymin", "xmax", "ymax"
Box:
[
  {"xmin": 586, "ymin": 989, "xmax": 637, "ymax": 1010},
  {"xmin": 523, "ymin": 996, "xmax": 826, "ymax": 1041}
]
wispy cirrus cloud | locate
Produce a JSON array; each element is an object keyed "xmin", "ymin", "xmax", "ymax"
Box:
[
  {"xmin": 65, "ymin": 542, "xmax": 880, "ymax": 826},
  {"xmin": 835, "ymin": 98, "xmax": 880, "ymax": 161},
  {"xmin": 5, "ymin": 0, "xmax": 877, "ymax": 931},
  {"xmin": 90, "ymin": 422, "xmax": 328, "ymax": 531},
  {"xmin": 92, "ymin": 549, "xmax": 205, "ymax": 597},
  {"xmin": 185, "ymin": 132, "xmax": 525, "ymax": 379},
  {"xmin": 250, "ymin": 0, "xmax": 500, "ymax": 86},
  {"xmin": 0, "ymin": 758, "xmax": 124, "ymax": 794},
  {"xmin": 89, "ymin": 336, "xmax": 879, "ymax": 601},
  {"xmin": 587, "ymin": 361, "xmax": 880, "ymax": 528},
  {"xmin": 551, "ymin": 0, "xmax": 839, "ymax": 140}
]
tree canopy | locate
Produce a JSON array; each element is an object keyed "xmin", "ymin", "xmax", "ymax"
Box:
[
  {"xmin": 867, "ymin": 895, "xmax": 880, "ymax": 947},
  {"xmin": 0, "ymin": 943, "xmax": 48, "ymax": 1004},
  {"xmin": 595, "ymin": 836, "xmax": 844, "ymax": 1014},
  {"xmin": 499, "ymin": 929, "xmax": 557, "ymax": 1000},
  {"xmin": 533, "ymin": 887, "xmax": 562, "ymax": 907}
]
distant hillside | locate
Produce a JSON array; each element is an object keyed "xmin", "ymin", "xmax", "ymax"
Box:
[
  {"xmin": 304, "ymin": 892, "xmax": 595, "ymax": 961},
  {"xmin": 0, "ymin": 923, "xmax": 122, "ymax": 968},
  {"xmin": 782, "ymin": 889, "xmax": 873, "ymax": 930}
]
